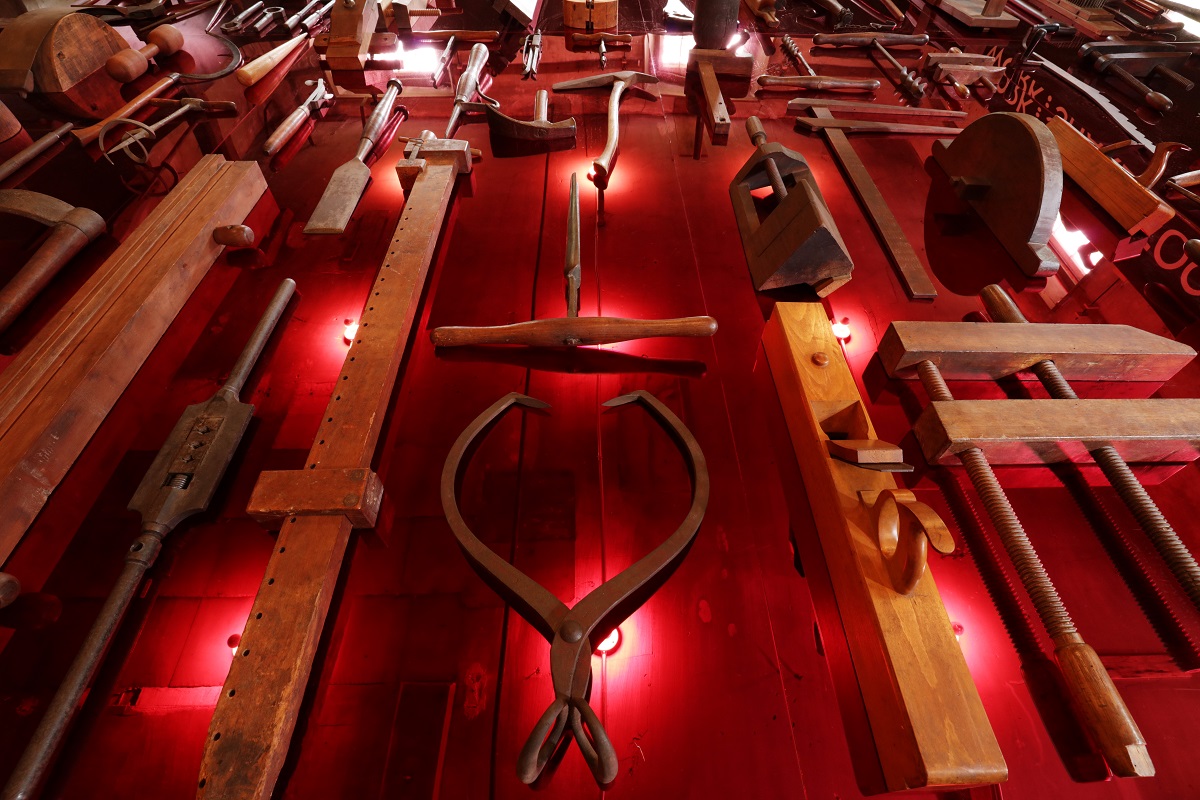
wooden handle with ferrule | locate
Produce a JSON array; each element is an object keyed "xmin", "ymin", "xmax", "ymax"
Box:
[
  {"xmin": 758, "ymin": 75, "xmax": 881, "ymax": 91},
  {"xmin": 813, "ymin": 32, "xmax": 929, "ymax": 47},
  {"xmin": 72, "ymin": 75, "xmax": 180, "ymax": 147},
  {"xmin": 237, "ymin": 34, "xmax": 308, "ymax": 87},
  {"xmin": 431, "ymin": 316, "xmax": 718, "ymax": 347},
  {"xmin": 1054, "ymin": 640, "xmax": 1155, "ymax": 777},
  {"xmin": 264, "ymin": 106, "xmax": 308, "ymax": 155},
  {"xmin": 354, "ymin": 79, "xmax": 402, "ymax": 162}
]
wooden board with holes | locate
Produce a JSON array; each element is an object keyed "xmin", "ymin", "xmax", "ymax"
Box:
[
  {"xmin": 1049, "ymin": 116, "xmax": 1175, "ymax": 236},
  {"xmin": 762, "ymin": 302, "xmax": 1006, "ymax": 792},
  {"xmin": 915, "ymin": 398, "xmax": 1200, "ymax": 465},
  {"xmin": 879, "ymin": 320, "xmax": 1196, "ymax": 381},
  {"xmin": 0, "ymin": 156, "xmax": 267, "ymax": 568},
  {"xmin": 197, "ymin": 140, "xmax": 471, "ymax": 800}
]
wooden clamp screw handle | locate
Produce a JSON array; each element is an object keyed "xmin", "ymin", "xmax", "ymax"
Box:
[
  {"xmin": 870, "ymin": 489, "xmax": 954, "ymax": 595},
  {"xmin": 105, "ymin": 25, "xmax": 185, "ymax": 83},
  {"xmin": 213, "ymin": 224, "xmax": 255, "ymax": 247}
]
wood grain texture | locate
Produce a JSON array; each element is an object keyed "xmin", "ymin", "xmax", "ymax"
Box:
[
  {"xmin": 1049, "ymin": 116, "xmax": 1175, "ymax": 236},
  {"xmin": 813, "ymin": 109, "xmax": 938, "ymax": 299},
  {"xmin": 32, "ymin": 13, "xmax": 127, "ymax": 119},
  {"xmin": 916, "ymin": 398, "xmax": 1200, "ymax": 465},
  {"xmin": 763, "ymin": 302, "xmax": 1006, "ymax": 791},
  {"xmin": 879, "ymin": 321, "xmax": 1195, "ymax": 381},
  {"xmin": 200, "ymin": 147, "xmax": 468, "ymax": 800},
  {"xmin": 0, "ymin": 156, "xmax": 265, "ymax": 569}
]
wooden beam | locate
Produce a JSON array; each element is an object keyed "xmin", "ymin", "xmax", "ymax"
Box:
[
  {"xmin": 196, "ymin": 140, "xmax": 471, "ymax": 800},
  {"xmin": 763, "ymin": 302, "xmax": 1006, "ymax": 792},
  {"xmin": 915, "ymin": 398, "xmax": 1200, "ymax": 465},
  {"xmin": 0, "ymin": 156, "xmax": 266, "ymax": 568},
  {"xmin": 879, "ymin": 320, "xmax": 1195, "ymax": 382}
]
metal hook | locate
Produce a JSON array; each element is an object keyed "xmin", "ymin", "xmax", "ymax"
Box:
[{"xmin": 867, "ymin": 489, "xmax": 954, "ymax": 595}]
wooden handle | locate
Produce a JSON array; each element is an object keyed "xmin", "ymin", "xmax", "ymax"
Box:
[
  {"xmin": 877, "ymin": 0, "xmax": 906, "ymax": 21},
  {"xmin": 0, "ymin": 211, "xmax": 104, "ymax": 335},
  {"xmin": 454, "ymin": 42, "xmax": 490, "ymax": 103},
  {"xmin": 264, "ymin": 106, "xmax": 309, "ymax": 155},
  {"xmin": 572, "ymin": 32, "xmax": 633, "ymax": 44},
  {"xmin": 813, "ymin": 32, "xmax": 929, "ymax": 47},
  {"xmin": 593, "ymin": 80, "xmax": 630, "ymax": 189},
  {"xmin": 418, "ymin": 29, "xmax": 499, "ymax": 41},
  {"xmin": 236, "ymin": 34, "xmax": 307, "ymax": 87},
  {"xmin": 431, "ymin": 316, "xmax": 718, "ymax": 347},
  {"xmin": 356, "ymin": 80, "xmax": 402, "ymax": 161},
  {"xmin": 757, "ymin": 75, "xmax": 881, "ymax": 91},
  {"xmin": 72, "ymin": 75, "xmax": 180, "ymax": 147},
  {"xmin": 1105, "ymin": 60, "xmax": 1172, "ymax": 112},
  {"xmin": 213, "ymin": 224, "xmax": 255, "ymax": 247},
  {"xmin": 105, "ymin": 24, "xmax": 185, "ymax": 83},
  {"xmin": 0, "ymin": 572, "xmax": 18, "ymax": 609},
  {"xmin": 1054, "ymin": 641, "xmax": 1155, "ymax": 777}
]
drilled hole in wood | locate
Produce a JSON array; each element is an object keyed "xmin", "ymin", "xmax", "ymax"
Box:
[
  {"xmin": 228, "ymin": 689, "xmax": 236, "ymax": 697},
  {"xmin": 290, "ymin": 517, "xmax": 297, "ymax": 523},
  {"xmin": 268, "ymin": 578, "xmax": 275, "ymax": 585},
  {"xmin": 199, "ymin": 779, "xmax": 206, "ymax": 789},
  {"xmin": 309, "ymin": 464, "xmax": 316, "ymax": 469},
  {"xmin": 279, "ymin": 547, "xmax": 286, "ymax": 553},
  {"xmin": 342, "ymin": 375, "xmax": 348, "ymax": 380},
  {"xmin": 212, "ymin": 733, "xmax": 220, "ymax": 741},
  {"xmin": 255, "ymin": 612, "xmax": 263, "ymax": 619},
  {"xmin": 242, "ymin": 649, "xmax": 250, "ymax": 657}
]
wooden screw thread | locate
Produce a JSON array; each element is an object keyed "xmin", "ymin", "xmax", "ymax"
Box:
[
  {"xmin": 981, "ymin": 286, "xmax": 1200, "ymax": 613},
  {"xmin": 745, "ymin": 117, "xmax": 788, "ymax": 199},
  {"xmin": 917, "ymin": 360, "xmax": 1078, "ymax": 640}
]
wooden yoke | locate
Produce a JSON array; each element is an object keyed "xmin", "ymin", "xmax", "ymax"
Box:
[
  {"xmin": 327, "ymin": 0, "xmax": 380, "ymax": 70},
  {"xmin": 762, "ymin": 302, "xmax": 1006, "ymax": 792},
  {"xmin": 197, "ymin": 137, "xmax": 472, "ymax": 800}
]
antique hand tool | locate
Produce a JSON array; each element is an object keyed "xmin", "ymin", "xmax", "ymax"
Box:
[
  {"xmin": 0, "ymin": 123, "xmax": 75, "ymax": 185},
  {"xmin": 99, "ymin": 97, "xmax": 238, "ymax": 163},
  {"xmin": 1031, "ymin": 57, "xmax": 1152, "ymax": 150},
  {"xmin": 1012, "ymin": 22, "xmax": 1071, "ymax": 69},
  {"xmin": 445, "ymin": 43, "xmax": 499, "ymax": 137},
  {"xmin": 931, "ymin": 113, "xmax": 1062, "ymax": 277},
  {"xmin": 442, "ymin": 389, "xmax": 708, "ymax": 786},
  {"xmin": 881, "ymin": 351, "xmax": 1156, "ymax": 777},
  {"xmin": 2, "ymin": 279, "xmax": 295, "ymax": 800},
  {"xmin": 796, "ymin": 118, "xmax": 959, "ymax": 133},
  {"xmin": 746, "ymin": 0, "xmax": 780, "ymax": 25},
  {"xmin": 104, "ymin": 22, "xmax": 184, "ymax": 82},
  {"xmin": 305, "ymin": 79, "xmax": 404, "ymax": 234},
  {"xmin": 1098, "ymin": 139, "xmax": 1190, "ymax": 188},
  {"xmin": 871, "ymin": 38, "xmax": 924, "ymax": 98},
  {"xmin": 663, "ymin": 0, "xmax": 695, "ymax": 23},
  {"xmin": 484, "ymin": 89, "xmax": 576, "ymax": 142},
  {"xmin": 762, "ymin": 303, "xmax": 1006, "ymax": 791},
  {"xmin": 0, "ymin": 573, "xmax": 18, "ymax": 609},
  {"xmin": 432, "ymin": 173, "xmax": 716, "ymax": 346},
  {"xmin": 553, "ymin": 71, "xmax": 659, "ymax": 192},
  {"xmin": 802, "ymin": 103, "xmax": 937, "ymax": 298},
  {"xmin": 71, "ymin": 33, "xmax": 243, "ymax": 147},
  {"xmin": 687, "ymin": 48, "xmax": 752, "ymax": 151},
  {"xmin": 522, "ymin": 29, "xmax": 542, "ymax": 79},
  {"xmin": 808, "ymin": 0, "xmax": 855, "ymax": 28},
  {"xmin": 0, "ymin": 190, "xmax": 105, "ymax": 334},
  {"xmin": 299, "ymin": 0, "xmax": 334, "ymax": 29},
  {"xmin": 431, "ymin": 35, "xmax": 457, "ymax": 85},
  {"xmin": 250, "ymin": 5, "xmax": 286, "ymax": 35},
  {"xmin": 757, "ymin": 35, "xmax": 881, "ymax": 93},
  {"xmin": 730, "ymin": 117, "xmax": 853, "ymax": 294},
  {"xmin": 572, "ymin": 33, "xmax": 633, "ymax": 69},
  {"xmin": 1082, "ymin": 53, "xmax": 1175, "ymax": 111},
  {"xmin": 980, "ymin": 285, "xmax": 1200, "ymax": 614},
  {"xmin": 788, "ymin": 97, "xmax": 965, "ymax": 117},
  {"xmin": 922, "ymin": 47, "xmax": 1001, "ymax": 96},
  {"xmin": 417, "ymin": 29, "xmax": 500, "ymax": 41},
  {"xmin": 235, "ymin": 33, "xmax": 308, "ymax": 86},
  {"xmin": 1079, "ymin": 41, "xmax": 1193, "ymax": 113},
  {"xmin": 200, "ymin": 132, "xmax": 473, "ymax": 800},
  {"xmin": 264, "ymin": 78, "xmax": 334, "ymax": 155},
  {"xmin": 221, "ymin": 0, "xmax": 265, "ymax": 32},
  {"xmin": 812, "ymin": 31, "xmax": 928, "ymax": 46},
  {"xmin": 283, "ymin": 0, "xmax": 323, "ymax": 30}
]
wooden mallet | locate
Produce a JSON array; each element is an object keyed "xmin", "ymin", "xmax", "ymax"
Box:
[{"xmin": 105, "ymin": 24, "xmax": 186, "ymax": 83}]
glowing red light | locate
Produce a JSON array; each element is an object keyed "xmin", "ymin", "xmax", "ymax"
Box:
[
  {"xmin": 831, "ymin": 317, "xmax": 851, "ymax": 342},
  {"xmin": 595, "ymin": 627, "xmax": 620, "ymax": 654},
  {"xmin": 343, "ymin": 320, "xmax": 359, "ymax": 344},
  {"xmin": 951, "ymin": 621, "xmax": 965, "ymax": 642},
  {"xmin": 227, "ymin": 633, "xmax": 241, "ymax": 656}
]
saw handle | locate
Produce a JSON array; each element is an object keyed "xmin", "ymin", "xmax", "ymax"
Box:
[
  {"xmin": 73, "ymin": 75, "xmax": 181, "ymax": 147},
  {"xmin": 758, "ymin": 75, "xmax": 881, "ymax": 91},
  {"xmin": 813, "ymin": 32, "xmax": 929, "ymax": 47},
  {"xmin": 431, "ymin": 316, "xmax": 718, "ymax": 347},
  {"xmin": 106, "ymin": 24, "xmax": 185, "ymax": 83}
]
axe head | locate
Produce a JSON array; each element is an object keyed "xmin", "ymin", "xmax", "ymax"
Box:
[{"xmin": 552, "ymin": 71, "xmax": 659, "ymax": 91}]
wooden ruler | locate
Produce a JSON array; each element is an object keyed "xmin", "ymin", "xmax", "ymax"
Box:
[
  {"xmin": 196, "ymin": 138, "xmax": 472, "ymax": 800},
  {"xmin": 812, "ymin": 108, "xmax": 939, "ymax": 300}
]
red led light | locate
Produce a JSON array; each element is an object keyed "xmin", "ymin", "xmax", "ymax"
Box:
[
  {"xmin": 227, "ymin": 633, "xmax": 241, "ymax": 656},
  {"xmin": 343, "ymin": 320, "xmax": 359, "ymax": 344},
  {"xmin": 831, "ymin": 317, "xmax": 851, "ymax": 342},
  {"xmin": 595, "ymin": 627, "xmax": 620, "ymax": 654}
]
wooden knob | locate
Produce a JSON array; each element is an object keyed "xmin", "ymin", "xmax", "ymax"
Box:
[
  {"xmin": 745, "ymin": 116, "xmax": 767, "ymax": 147},
  {"xmin": 106, "ymin": 24, "xmax": 185, "ymax": 83},
  {"xmin": 1185, "ymin": 239, "xmax": 1200, "ymax": 263},
  {"xmin": 0, "ymin": 572, "xmax": 20, "ymax": 609},
  {"xmin": 213, "ymin": 224, "xmax": 255, "ymax": 248}
]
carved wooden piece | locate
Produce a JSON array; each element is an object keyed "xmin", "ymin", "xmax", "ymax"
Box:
[
  {"xmin": 931, "ymin": 112, "xmax": 1062, "ymax": 278},
  {"xmin": 327, "ymin": 0, "xmax": 379, "ymax": 70},
  {"xmin": 688, "ymin": 49, "xmax": 752, "ymax": 146},
  {"xmin": 763, "ymin": 302, "xmax": 1006, "ymax": 791},
  {"xmin": 5, "ymin": 12, "xmax": 128, "ymax": 119},
  {"xmin": 915, "ymin": 398, "xmax": 1200, "ymax": 465},
  {"xmin": 1019, "ymin": 0, "xmax": 1127, "ymax": 37},
  {"xmin": 0, "ymin": 156, "xmax": 266, "ymax": 568},
  {"xmin": 1049, "ymin": 116, "xmax": 1175, "ymax": 237},
  {"xmin": 563, "ymin": 0, "xmax": 619, "ymax": 28},
  {"xmin": 925, "ymin": 0, "xmax": 1019, "ymax": 28},
  {"xmin": 198, "ymin": 141, "xmax": 471, "ymax": 800},
  {"xmin": 730, "ymin": 122, "xmax": 853, "ymax": 294},
  {"xmin": 879, "ymin": 321, "xmax": 1195, "ymax": 382}
]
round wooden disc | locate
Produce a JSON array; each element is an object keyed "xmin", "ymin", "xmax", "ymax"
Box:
[{"xmin": 32, "ymin": 13, "xmax": 128, "ymax": 119}]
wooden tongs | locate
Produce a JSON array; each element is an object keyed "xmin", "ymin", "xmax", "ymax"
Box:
[{"xmin": 431, "ymin": 173, "xmax": 717, "ymax": 347}]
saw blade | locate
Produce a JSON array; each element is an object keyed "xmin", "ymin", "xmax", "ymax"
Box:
[{"xmin": 1029, "ymin": 57, "xmax": 1154, "ymax": 150}]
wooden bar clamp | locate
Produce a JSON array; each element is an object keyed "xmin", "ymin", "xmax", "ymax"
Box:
[
  {"xmin": 763, "ymin": 302, "xmax": 1006, "ymax": 791},
  {"xmin": 730, "ymin": 117, "xmax": 853, "ymax": 294},
  {"xmin": 931, "ymin": 112, "xmax": 1063, "ymax": 278},
  {"xmin": 327, "ymin": 0, "xmax": 380, "ymax": 70},
  {"xmin": 248, "ymin": 467, "xmax": 384, "ymax": 527}
]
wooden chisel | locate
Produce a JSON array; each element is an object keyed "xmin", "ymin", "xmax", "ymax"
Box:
[{"xmin": 304, "ymin": 79, "xmax": 402, "ymax": 235}]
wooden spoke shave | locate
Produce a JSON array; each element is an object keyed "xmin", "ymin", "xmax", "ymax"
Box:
[
  {"xmin": 762, "ymin": 302, "xmax": 1007, "ymax": 792},
  {"xmin": 196, "ymin": 131, "xmax": 473, "ymax": 800}
]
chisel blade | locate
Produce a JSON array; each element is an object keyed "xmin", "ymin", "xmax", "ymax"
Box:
[{"xmin": 304, "ymin": 158, "xmax": 371, "ymax": 234}]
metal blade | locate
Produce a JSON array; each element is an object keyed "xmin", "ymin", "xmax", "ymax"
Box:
[
  {"xmin": 304, "ymin": 158, "xmax": 371, "ymax": 234},
  {"xmin": 1030, "ymin": 58, "xmax": 1154, "ymax": 150}
]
